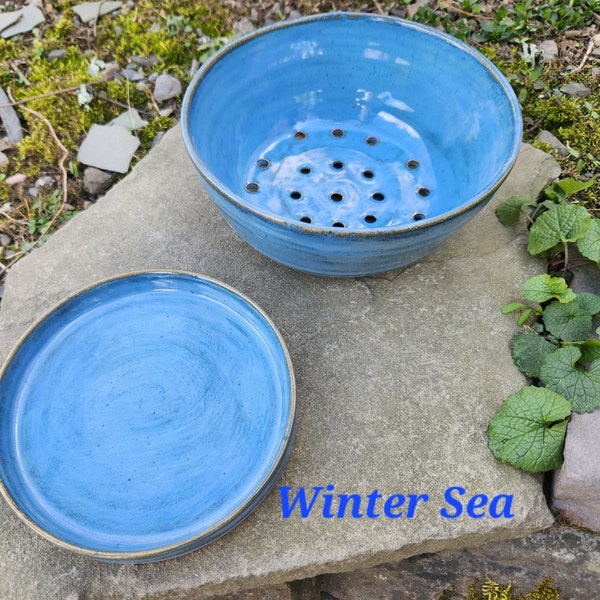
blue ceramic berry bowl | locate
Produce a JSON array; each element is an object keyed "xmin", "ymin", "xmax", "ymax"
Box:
[{"xmin": 182, "ymin": 12, "xmax": 522, "ymax": 277}]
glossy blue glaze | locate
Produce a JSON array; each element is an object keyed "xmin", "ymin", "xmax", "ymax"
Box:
[
  {"xmin": 0, "ymin": 272, "xmax": 295, "ymax": 562},
  {"xmin": 182, "ymin": 12, "xmax": 522, "ymax": 276}
]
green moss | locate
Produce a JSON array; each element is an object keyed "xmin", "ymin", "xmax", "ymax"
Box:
[{"xmin": 96, "ymin": 0, "xmax": 231, "ymax": 71}]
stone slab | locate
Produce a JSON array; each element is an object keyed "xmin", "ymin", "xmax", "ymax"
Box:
[
  {"xmin": 318, "ymin": 526, "xmax": 600, "ymax": 599},
  {"xmin": 553, "ymin": 411, "xmax": 600, "ymax": 532},
  {"xmin": 0, "ymin": 128, "xmax": 558, "ymax": 600},
  {"xmin": 551, "ymin": 260, "xmax": 600, "ymax": 532}
]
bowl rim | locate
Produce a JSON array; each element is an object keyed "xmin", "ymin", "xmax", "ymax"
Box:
[{"xmin": 182, "ymin": 11, "xmax": 523, "ymax": 237}]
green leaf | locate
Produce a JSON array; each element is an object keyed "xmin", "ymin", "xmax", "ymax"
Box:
[
  {"xmin": 527, "ymin": 203, "xmax": 592, "ymax": 255},
  {"xmin": 510, "ymin": 329, "xmax": 558, "ymax": 378},
  {"xmin": 544, "ymin": 182, "xmax": 567, "ymax": 203},
  {"xmin": 542, "ymin": 299, "xmax": 593, "ymax": 341},
  {"xmin": 577, "ymin": 218, "xmax": 600, "ymax": 264},
  {"xmin": 517, "ymin": 308, "xmax": 534, "ymax": 326},
  {"xmin": 495, "ymin": 196, "xmax": 537, "ymax": 226},
  {"xmin": 501, "ymin": 302, "xmax": 527, "ymax": 314},
  {"xmin": 576, "ymin": 339, "xmax": 600, "ymax": 364},
  {"xmin": 522, "ymin": 274, "xmax": 576, "ymax": 304},
  {"xmin": 576, "ymin": 292, "xmax": 600, "ymax": 315},
  {"xmin": 540, "ymin": 346, "xmax": 600, "ymax": 413},
  {"xmin": 556, "ymin": 177, "xmax": 595, "ymax": 196},
  {"xmin": 487, "ymin": 386, "xmax": 571, "ymax": 472}
]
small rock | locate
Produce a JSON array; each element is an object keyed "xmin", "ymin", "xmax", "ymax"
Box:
[
  {"xmin": 83, "ymin": 167, "xmax": 117, "ymax": 195},
  {"xmin": 0, "ymin": 138, "xmax": 13, "ymax": 152},
  {"xmin": 148, "ymin": 23, "xmax": 161, "ymax": 34},
  {"xmin": 560, "ymin": 82, "xmax": 592, "ymax": 97},
  {"xmin": 406, "ymin": 0, "xmax": 429, "ymax": 20},
  {"xmin": 158, "ymin": 107, "xmax": 173, "ymax": 117},
  {"xmin": 28, "ymin": 187, "xmax": 38, "ymax": 197},
  {"xmin": 114, "ymin": 26, "xmax": 123, "ymax": 35},
  {"xmin": 535, "ymin": 130, "xmax": 570, "ymax": 157},
  {"xmin": 0, "ymin": 11, "xmax": 22, "ymax": 35},
  {"xmin": 0, "ymin": 151, "xmax": 8, "ymax": 168},
  {"xmin": 0, "ymin": 85, "xmax": 23, "ymax": 144},
  {"xmin": 153, "ymin": 73, "xmax": 182, "ymax": 102},
  {"xmin": 130, "ymin": 55, "xmax": 160, "ymax": 68},
  {"xmin": 148, "ymin": 72, "xmax": 159, "ymax": 83},
  {"xmin": 83, "ymin": 200, "xmax": 95, "ymax": 210},
  {"xmin": 123, "ymin": 67, "xmax": 145, "ymax": 82},
  {"xmin": 593, "ymin": 33, "xmax": 600, "ymax": 47},
  {"xmin": 5, "ymin": 173, "xmax": 26, "ymax": 186},
  {"xmin": 233, "ymin": 18, "xmax": 254, "ymax": 36},
  {"xmin": 72, "ymin": 1, "xmax": 123, "ymax": 24},
  {"xmin": 0, "ymin": 5, "xmax": 44, "ymax": 38},
  {"xmin": 537, "ymin": 39, "xmax": 559, "ymax": 62},
  {"xmin": 47, "ymin": 49, "xmax": 67, "ymax": 60},
  {"xmin": 77, "ymin": 124, "xmax": 140, "ymax": 174},
  {"xmin": 592, "ymin": 67, "xmax": 600, "ymax": 78},
  {"xmin": 0, "ymin": 234, "xmax": 11, "ymax": 246},
  {"xmin": 4, "ymin": 250, "xmax": 16, "ymax": 260},
  {"xmin": 109, "ymin": 108, "xmax": 148, "ymax": 131},
  {"xmin": 565, "ymin": 29, "xmax": 584, "ymax": 39},
  {"xmin": 35, "ymin": 175, "xmax": 54, "ymax": 188}
]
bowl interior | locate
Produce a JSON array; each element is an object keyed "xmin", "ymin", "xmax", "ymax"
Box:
[{"xmin": 184, "ymin": 14, "xmax": 521, "ymax": 231}]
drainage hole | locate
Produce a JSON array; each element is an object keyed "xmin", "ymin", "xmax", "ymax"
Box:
[
  {"xmin": 364, "ymin": 215, "xmax": 377, "ymax": 224},
  {"xmin": 406, "ymin": 159, "xmax": 420, "ymax": 170},
  {"xmin": 245, "ymin": 182, "xmax": 259, "ymax": 193},
  {"xmin": 294, "ymin": 130, "xmax": 307, "ymax": 140},
  {"xmin": 417, "ymin": 187, "xmax": 430, "ymax": 197},
  {"xmin": 290, "ymin": 190, "xmax": 302, "ymax": 200},
  {"xmin": 331, "ymin": 128, "xmax": 345, "ymax": 138},
  {"xmin": 372, "ymin": 192, "xmax": 385, "ymax": 201},
  {"xmin": 413, "ymin": 212, "xmax": 427, "ymax": 221},
  {"xmin": 362, "ymin": 169, "xmax": 375, "ymax": 179},
  {"xmin": 256, "ymin": 158, "xmax": 270, "ymax": 169},
  {"xmin": 300, "ymin": 216, "xmax": 312, "ymax": 224},
  {"xmin": 299, "ymin": 166, "xmax": 312, "ymax": 175},
  {"xmin": 365, "ymin": 136, "xmax": 379, "ymax": 146},
  {"xmin": 331, "ymin": 160, "xmax": 344, "ymax": 170},
  {"xmin": 332, "ymin": 221, "xmax": 345, "ymax": 227},
  {"xmin": 330, "ymin": 192, "xmax": 343, "ymax": 202}
]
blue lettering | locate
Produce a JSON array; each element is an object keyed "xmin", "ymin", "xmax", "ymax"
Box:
[
  {"xmin": 279, "ymin": 486, "xmax": 323, "ymax": 518},
  {"xmin": 406, "ymin": 493, "xmax": 429, "ymax": 518},
  {"xmin": 440, "ymin": 486, "xmax": 465, "ymax": 518},
  {"xmin": 489, "ymin": 494, "xmax": 515, "ymax": 519},
  {"xmin": 322, "ymin": 484, "xmax": 336, "ymax": 518},
  {"xmin": 365, "ymin": 489, "xmax": 383, "ymax": 518},
  {"xmin": 337, "ymin": 493, "xmax": 364, "ymax": 518},
  {"xmin": 466, "ymin": 494, "xmax": 488, "ymax": 518},
  {"xmin": 383, "ymin": 494, "xmax": 405, "ymax": 518}
]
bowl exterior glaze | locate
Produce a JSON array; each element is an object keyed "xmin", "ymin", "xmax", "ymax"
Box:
[{"xmin": 182, "ymin": 12, "xmax": 522, "ymax": 276}]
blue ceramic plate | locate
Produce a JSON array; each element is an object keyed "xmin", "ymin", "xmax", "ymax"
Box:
[{"xmin": 0, "ymin": 272, "xmax": 295, "ymax": 563}]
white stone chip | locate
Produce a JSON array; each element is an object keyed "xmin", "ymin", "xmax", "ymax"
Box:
[
  {"xmin": 77, "ymin": 124, "xmax": 140, "ymax": 174},
  {"xmin": 0, "ymin": 6, "xmax": 44, "ymax": 38},
  {"xmin": 72, "ymin": 1, "xmax": 123, "ymax": 24},
  {"xmin": 110, "ymin": 109, "xmax": 148, "ymax": 131}
]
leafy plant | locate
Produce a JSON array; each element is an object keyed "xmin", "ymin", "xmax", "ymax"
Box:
[
  {"xmin": 438, "ymin": 575, "xmax": 560, "ymax": 599},
  {"xmin": 488, "ymin": 180, "xmax": 600, "ymax": 472}
]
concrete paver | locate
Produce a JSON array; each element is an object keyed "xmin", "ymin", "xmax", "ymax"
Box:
[{"xmin": 0, "ymin": 128, "xmax": 558, "ymax": 599}]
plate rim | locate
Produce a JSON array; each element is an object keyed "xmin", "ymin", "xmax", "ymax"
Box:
[{"xmin": 0, "ymin": 269, "xmax": 296, "ymax": 562}]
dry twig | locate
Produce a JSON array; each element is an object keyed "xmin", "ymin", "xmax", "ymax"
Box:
[{"xmin": 7, "ymin": 89, "xmax": 70, "ymax": 248}]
